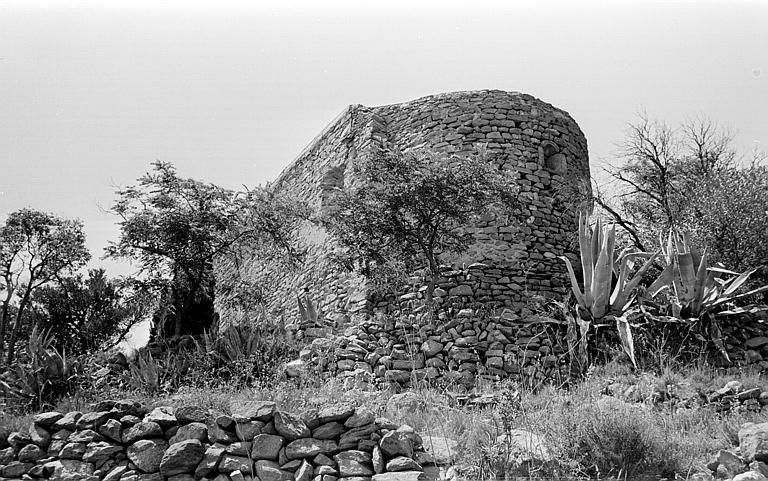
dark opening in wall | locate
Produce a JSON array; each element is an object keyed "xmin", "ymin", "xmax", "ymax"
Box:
[{"xmin": 540, "ymin": 141, "xmax": 567, "ymax": 174}]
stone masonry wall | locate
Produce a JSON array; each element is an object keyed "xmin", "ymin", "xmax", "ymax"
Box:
[
  {"xmin": 215, "ymin": 90, "xmax": 591, "ymax": 329},
  {"xmin": 287, "ymin": 310, "xmax": 768, "ymax": 390},
  {"xmin": 0, "ymin": 399, "xmax": 440, "ymax": 481}
]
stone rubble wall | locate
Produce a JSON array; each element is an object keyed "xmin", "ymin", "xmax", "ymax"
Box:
[
  {"xmin": 288, "ymin": 310, "xmax": 768, "ymax": 389},
  {"xmin": 214, "ymin": 90, "xmax": 591, "ymax": 328},
  {"xmin": 0, "ymin": 400, "xmax": 437, "ymax": 481},
  {"xmin": 290, "ymin": 309, "xmax": 573, "ymax": 390}
]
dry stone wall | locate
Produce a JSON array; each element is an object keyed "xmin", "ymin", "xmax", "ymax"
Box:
[
  {"xmin": 215, "ymin": 90, "xmax": 591, "ymax": 327},
  {"xmin": 0, "ymin": 400, "xmax": 438, "ymax": 481},
  {"xmin": 287, "ymin": 310, "xmax": 768, "ymax": 389}
]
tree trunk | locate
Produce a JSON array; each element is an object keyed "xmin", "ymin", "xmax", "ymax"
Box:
[
  {"xmin": 6, "ymin": 287, "xmax": 32, "ymax": 365},
  {"xmin": 0, "ymin": 294, "xmax": 12, "ymax": 366}
]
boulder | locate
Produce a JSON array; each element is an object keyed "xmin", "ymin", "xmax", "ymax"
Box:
[
  {"xmin": 170, "ymin": 422, "xmax": 207, "ymax": 444},
  {"xmin": 334, "ymin": 450, "xmax": 373, "ymax": 477},
  {"xmin": 421, "ymin": 434, "xmax": 458, "ymax": 465},
  {"xmin": 317, "ymin": 404, "xmax": 355, "ymax": 424},
  {"xmin": 123, "ymin": 422, "xmax": 163, "ymax": 443},
  {"xmin": 82, "ymin": 441, "xmax": 123, "ymax": 466},
  {"xmin": 53, "ymin": 411, "xmax": 83, "ymax": 431},
  {"xmin": 235, "ymin": 420, "xmax": 264, "ymax": 441},
  {"xmin": 229, "ymin": 400, "xmax": 276, "ymax": 422},
  {"xmin": 312, "ymin": 422, "xmax": 346, "ymax": 440},
  {"xmin": 218, "ymin": 454, "xmax": 253, "ymax": 474},
  {"xmin": 145, "ymin": 407, "xmax": 177, "ymax": 429},
  {"xmin": 380, "ymin": 430, "xmax": 414, "ymax": 458},
  {"xmin": 160, "ymin": 439, "xmax": 204, "ymax": 477},
  {"xmin": 59, "ymin": 442, "xmax": 87, "ymax": 459},
  {"xmin": 345, "ymin": 408, "xmax": 375, "ymax": 428},
  {"xmin": 33, "ymin": 411, "xmax": 64, "ymax": 429},
  {"xmin": 174, "ymin": 406, "xmax": 207, "ymax": 424},
  {"xmin": 127, "ymin": 438, "xmax": 169, "ymax": 473},
  {"xmin": 99, "ymin": 418, "xmax": 123, "ymax": 443},
  {"xmin": 295, "ymin": 459, "xmax": 313, "ymax": 481},
  {"xmin": 285, "ymin": 438, "xmax": 337, "ymax": 459},
  {"xmin": 274, "ymin": 411, "xmax": 310, "ymax": 440},
  {"xmin": 373, "ymin": 472, "xmax": 426, "ymax": 481},
  {"xmin": 18, "ymin": 444, "xmax": 46, "ymax": 462},
  {"xmin": 734, "ymin": 472, "xmax": 768, "ymax": 481},
  {"xmin": 194, "ymin": 445, "xmax": 225, "ymax": 478},
  {"xmin": 740, "ymin": 423, "xmax": 768, "ymax": 463},
  {"xmin": 251, "ymin": 434, "xmax": 285, "ymax": 460},
  {"xmin": 28, "ymin": 423, "xmax": 51, "ymax": 448},
  {"xmin": 386, "ymin": 456, "xmax": 422, "ymax": 472},
  {"xmin": 254, "ymin": 459, "xmax": 293, "ymax": 481},
  {"xmin": 494, "ymin": 429, "xmax": 552, "ymax": 472}
]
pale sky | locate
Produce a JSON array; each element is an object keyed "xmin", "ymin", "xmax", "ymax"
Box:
[{"xmin": 1, "ymin": 0, "xmax": 766, "ymax": 276}]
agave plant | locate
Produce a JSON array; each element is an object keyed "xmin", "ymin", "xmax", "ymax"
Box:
[
  {"xmin": 648, "ymin": 231, "xmax": 768, "ymax": 319},
  {"xmin": 643, "ymin": 231, "xmax": 768, "ymax": 362},
  {"xmin": 559, "ymin": 212, "xmax": 659, "ymax": 369},
  {"xmin": 560, "ymin": 212, "xmax": 659, "ymax": 321},
  {"xmin": 1, "ymin": 326, "xmax": 74, "ymax": 409}
]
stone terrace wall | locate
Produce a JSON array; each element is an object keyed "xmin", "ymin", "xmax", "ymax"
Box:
[
  {"xmin": 214, "ymin": 90, "xmax": 591, "ymax": 327},
  {"xmin": 0, "ymin": 400, "xmax": 438, "ymax": 481}
]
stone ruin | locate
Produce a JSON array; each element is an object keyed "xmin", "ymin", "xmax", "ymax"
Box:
[{"xmin": 215, "ymin": 90, "xmax": 591, "ymax": 326}]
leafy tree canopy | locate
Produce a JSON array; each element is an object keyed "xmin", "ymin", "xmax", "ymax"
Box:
[
  {"xmin": 322, "ymin": 148, "xmax": 520, "ymax": 301},
  {"xmin": 107, "ymin": 161, "xmax": 308, "ymax": 337},
  {"xmin": 30, "ymin": 269, "xmax": 153, "ymax": 356},
  {"xmin": 0, "ymin": 209, "xmax": 90, "ymax": 365}
]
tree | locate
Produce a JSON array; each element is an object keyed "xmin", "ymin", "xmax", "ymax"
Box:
[
  {"xmin": 0, "ymin": 209, "xmax": 90, "ymax": 365},
  {"xmin": 107, "ymin": 161, "xmax": 307, "ymax": 338},
  {"xmin": 682, "ymin": 163, "xmax": 768, "ymax": 286},
  {"xmin": 322, "ymin": 148, "xmax": 520, "ymax": 303},
  {"xmin": 596, "ymin": 113, "xmax": 763, "ymax": 250},
  {"xmin": 30, "ymin": 269, "xmax": 152, "ymax": 356}
]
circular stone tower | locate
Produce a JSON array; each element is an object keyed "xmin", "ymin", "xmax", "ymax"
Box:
[{"xmin": 216, "ymin": 90, "xmax": 591, "ymax": 324}]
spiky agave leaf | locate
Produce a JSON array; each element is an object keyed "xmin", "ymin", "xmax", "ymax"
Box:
[{"xmin": 615, "ymin": 315, "xmax": 637, "ymax": 369}]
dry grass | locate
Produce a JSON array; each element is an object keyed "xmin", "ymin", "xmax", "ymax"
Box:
[{"xmin": 3, "ymin": 357, "xmax": 768, "ymax": 479}]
